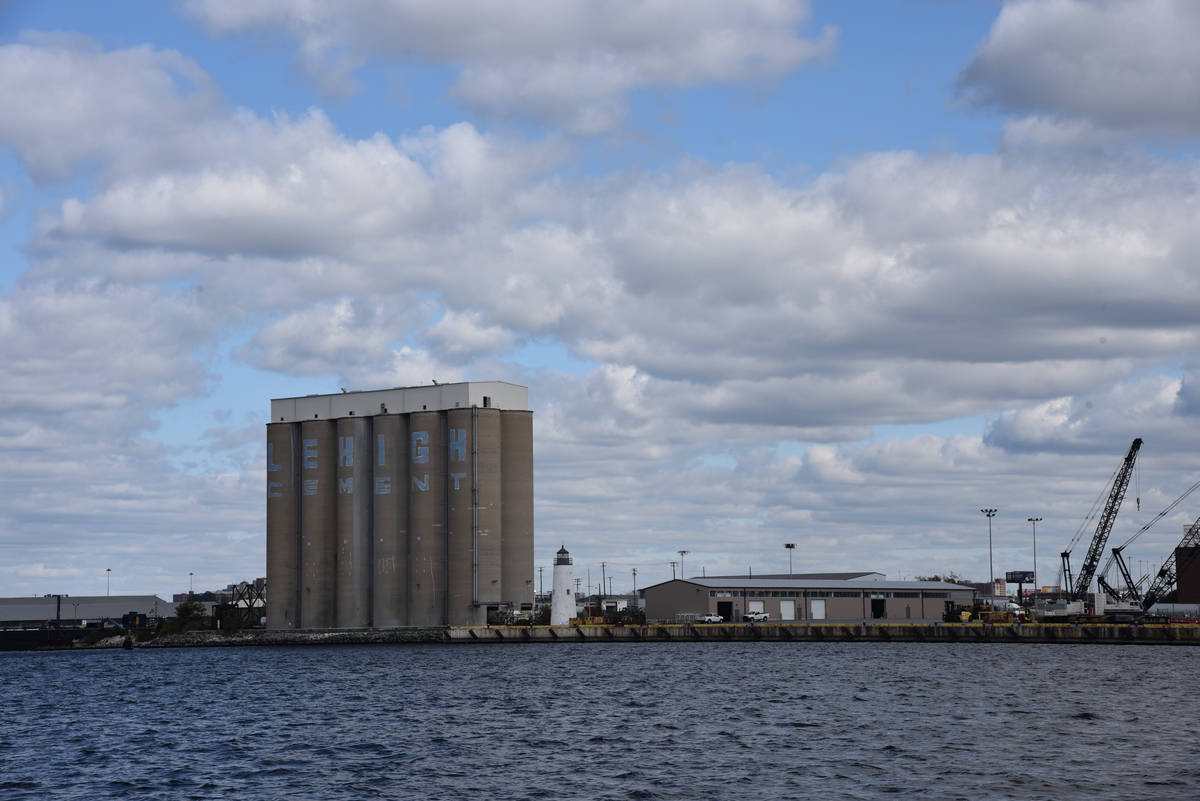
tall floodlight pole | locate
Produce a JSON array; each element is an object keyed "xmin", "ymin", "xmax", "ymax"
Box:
[
  {"xmin": 981, "ymin": 509, "xmax": 997, "ymax": 602},
  {"xmin": 1028, "ymin": 518, "xmax": 1042, "ymax": 608},
  {"xmin": 106, "ymin": 568, "xmax": 111, "ymax": 597},
  {"xmin": 677, "ymin": 551, "xmax": 690, "ymax": 580},
  {"xmin": 784, "ymin": 543, "xmax": 796, "ymax": 578},
  {"xmin": 537, "ymin": 566, "xmax": 545, "ymax": 596},
  {"xmin": 189, "ymin": 572, "xmax": 194, "ymax": 593}
]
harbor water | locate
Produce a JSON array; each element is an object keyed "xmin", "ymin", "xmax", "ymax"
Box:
[{"xmin": 1, "ymin": 641, "xmax": 1197, "ymax": 799}]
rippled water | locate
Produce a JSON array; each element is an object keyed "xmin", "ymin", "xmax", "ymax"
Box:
[{"xmin": 1, "ymin": 641, "xmax": 1197, "ymax": 799}]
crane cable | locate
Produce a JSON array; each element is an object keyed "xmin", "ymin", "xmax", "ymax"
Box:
[
  {"xmin": 1097, "ymin": 475, "xmax": 1200, "ymax": 578},
  {"xmin": 1066, "ymin": 467, "xmax": 1119, "ymax": 554},
  {"xmin": 1136, "ymin": 459, "xmax": 1141, "ymax": 512}
]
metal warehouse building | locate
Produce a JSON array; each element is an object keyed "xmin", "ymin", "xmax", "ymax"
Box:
[
  {"xmin": 266, "ymin": 381, "xmax": 533, "ymax": 629},
  {"xmin": 644, "ymin": 575, "xmax": 975, "ymax": 624}
]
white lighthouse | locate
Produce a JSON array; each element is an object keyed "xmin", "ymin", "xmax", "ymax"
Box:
[{"xmin": 550, "ymin": 545, "xmax": 575, "ymax": 625}]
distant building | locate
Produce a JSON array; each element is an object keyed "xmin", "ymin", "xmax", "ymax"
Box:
[
  {"xmin": 0, "ymin": 596, "xmax": 177, "ymax": 628},
  {"xmin": 578, "ymin": 593, "xmax": 639, "ymax": 615},
  {"xmin": 1177, "ymin": 546, "xmax": 1200, "ymax": 604},
  {"xmin": 643, "ymin": 577, "xmax": 974, "ymax": 623},
  {"xmin": 701, "ymin": 571, "xmax": 887, "ymax": 581}
]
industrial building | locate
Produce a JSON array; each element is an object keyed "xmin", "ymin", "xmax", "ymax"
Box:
[
  {"xmin": 1176, "ymin": 545, "xmax": 1200, "ymax": 604},
  {"xmin": 643, "ymin": 575, "xmax": 975, "ymax": 623},
  {"xmin": 266, "ymin": 381, "xmax": 534, "ymax": 629},
  {"xmin": 0, "ymin": 596, "xmax": 177, "ymax": 628}
]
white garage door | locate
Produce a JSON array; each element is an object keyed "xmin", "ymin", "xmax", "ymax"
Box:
[
  {"xmin": 779, "ymin": 599, "xmax": 795, "ymax": 620},
  {"xmin": 748, "ymin": 600, "xmax": 764, "ymax": 614},
  {"xmin": 810, "ymin": 599, "xmax": 826, "ymax": 620}
]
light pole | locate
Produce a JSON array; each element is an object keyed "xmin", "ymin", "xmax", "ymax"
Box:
[
  {"xmin": 677, "ymin": 551, "xmax": 690, "ymax": 580},
  {"xmin": 1028, "ymin": 518, "xmax": 1042, "ymax": 608},
  {"xmin": 106, "ymin": 568, "xmax": 111, "ymax": 597},
  {"xmin": 784, "ymin": 543, "xmax": 796, "ymax": 578},
  {"xmin": 189, "ymin": 572, "xmax": 194, "ymax": 594},
  {"xmin": 981, "ymin": 509, "xmax": 997, "ymax": 602},
  {"xmin": 537, "ymin": 566, "xmax": 544, "ymax": 597}
]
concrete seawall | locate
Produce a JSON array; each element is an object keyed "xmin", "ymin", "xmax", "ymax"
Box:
[
  {"xmin": 48, "ymin": 622, "xmax": 1200, "ymax": 649},
  {"xmin": 445, "ymin": 622, "xmax": 1200, "ymax": 645}
]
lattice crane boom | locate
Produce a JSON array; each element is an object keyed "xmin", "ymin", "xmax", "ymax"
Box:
[
  {"xmin": 1066, "ymin": 438, "xmax": 1142, "ymax": 601},
  {"xmin": 1142, "ymin": 514, "xmax": 1200, "ymax": 611}
]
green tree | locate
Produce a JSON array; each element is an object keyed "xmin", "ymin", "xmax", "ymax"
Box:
[
  {"xmin": 159, "ymin": 600, "xmax": 211, "ymax": 634},
  {"xmin": 915, "ymin": 572, "xmax": 968, "ymax": 585}
]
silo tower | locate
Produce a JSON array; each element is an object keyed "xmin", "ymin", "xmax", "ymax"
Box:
[{"xmin": 550, "ymin": 546, "xmax": 575, "ymax": 625}]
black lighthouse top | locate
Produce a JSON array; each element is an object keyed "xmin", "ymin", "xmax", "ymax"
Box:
[{"xmin": 555, "ymin": 546, "xmax": 572, "ymax": 566}]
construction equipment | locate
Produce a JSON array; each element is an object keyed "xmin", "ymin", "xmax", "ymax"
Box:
[
  {"xmin": 1061, "ymin": 438, "xmax": 1142, "ymax": 602},
  {"xmin": 1138, "ymin": 515, "xmax": 1200, "ymax": 611},
  {"xmin": 1094, "ymin": 472, "xmax": 1200, "ymax": 607}
]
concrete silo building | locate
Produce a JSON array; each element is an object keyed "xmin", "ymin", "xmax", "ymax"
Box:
[{"xmin": 265, "ymin": 381, "xmax": 534, "ymax": 629}]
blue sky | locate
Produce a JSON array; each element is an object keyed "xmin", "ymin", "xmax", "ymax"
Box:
[{"xmin": 3, "ymin": 0, "xmax": 1200, "ymax": 600}]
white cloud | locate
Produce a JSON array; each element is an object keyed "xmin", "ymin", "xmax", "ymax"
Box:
[
  {"xmin": 0, "ymin": 33, "xmax": 220, "ymax": 183},
  {"xmin": 6, "ymin": 27, "xmax": 1200, "ymax": 597},
  {"xmin": 15, "ymin": 563, "xmax": 84, "ymax": 579},
  {"xmin": 959, "ymin": 0, "xmax": 1200, "ymax": 141},
  {"xmin": 183, "ymin": 0, "xmax": 836, "ymax": 132},
  {"xmin": 35, "ymin": 104, "xmax": 1200, "ymax": 431},
  {"xmin": 424, "ymin": 309, "xmax": 520, "ymax": 362}
]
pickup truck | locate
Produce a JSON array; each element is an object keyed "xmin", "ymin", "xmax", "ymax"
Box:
[
  {"xmin": 697, "ymin": 613, "xmax": 724, "ymax": 623},
  {"xmin": 742, "ymin": 611, "xmax": 770, "ymax": 622}
]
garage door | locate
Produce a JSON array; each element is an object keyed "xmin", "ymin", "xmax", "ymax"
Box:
[
  {"xmin": 810, "ymin": 599, "xmax": 826, "ymax": 620},
  {"xmin": 779, "ymin": 599, "xmax": 795, "ymax": 620}
]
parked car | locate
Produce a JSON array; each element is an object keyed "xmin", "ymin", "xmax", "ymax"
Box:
[
  {"xmin": 698, "ymin": 613, "xmax": 724, "ymax": 623},
  {"xmin": 742, "ymin": 611, "xmax": 770, "ymax": 622}
]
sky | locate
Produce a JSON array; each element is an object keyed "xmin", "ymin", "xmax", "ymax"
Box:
[{"xmin": 3, "ymin": 0, "xmax": 1200, "ymax": 601}]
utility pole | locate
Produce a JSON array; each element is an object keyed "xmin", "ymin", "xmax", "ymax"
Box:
[
  {"xmin": 631, "ymin": 568, "xmax": 638, "ymax": 608},
  {"xmin": 668, "ymin": 561, "xmax": 678, "ymax": 580},
  {"xmin": 1028, "ymin": 518, "xmax": 1042, "ymax": 608},
  {"xmin": 537, "ymin": 566, "xmax": 545, "ymax": 597},
  {"xmin": 981, "ymin": 510, "xmax": 997, "ymax": 600},
  {"xmin": 600, "ymin": 562, "xmax": 607, "ymax": 607},
  {"xmin": 784, "ymin": 543, "xmax": 796, "ymax": 578},
  {"xmin": 677, "ymin": 550, "xmax": 690, "ymax": 579}
]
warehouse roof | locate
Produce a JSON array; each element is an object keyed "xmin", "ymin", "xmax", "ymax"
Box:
[
  {"xmin": 645, "ymin": 578, "xmax": 974, "ymax": 592},
  {"xmin": 698, "ymin": 572, "xmax": 886, "ymax": 581}
]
